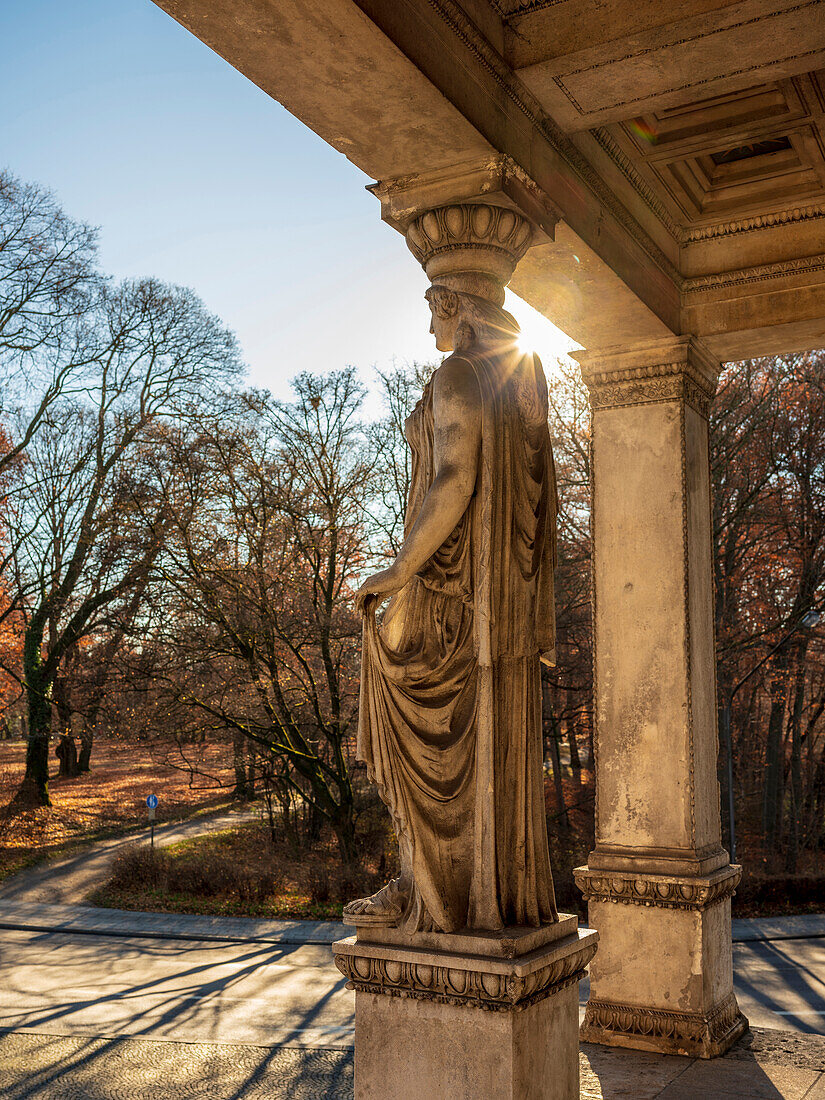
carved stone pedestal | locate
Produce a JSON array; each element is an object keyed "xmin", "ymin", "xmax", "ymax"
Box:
[
  {"xmin": 575, "ymin": 865, "xmax": 747, "ymax": 1057},
  {"xmin": 333, "ymin": 917, "xmax": 598, "ymax": 1100}
]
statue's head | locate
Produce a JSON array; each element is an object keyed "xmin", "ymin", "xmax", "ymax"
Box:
[
  {"xmin": 425, "ymin": 280, "xmax": 520, "ymax": 354},
  {"xmin": 406, "ymin": 204, "xmax": 532, "ymax": 355}
]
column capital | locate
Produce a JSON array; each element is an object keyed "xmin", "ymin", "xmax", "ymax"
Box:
[
  {"xmin": 405, "ymin": 202, "xmax": 533, "ymax": 300},
  {"xmin": 572, "ymin": 336, "xmax": 721, "ymax": 417},
  {"xmin": 368, "ymin": 155, "xmax": 560, "ymax": 241},
  {"xmin": 369, "ymin": 156, "xmax": 559, "ymax": 303}
]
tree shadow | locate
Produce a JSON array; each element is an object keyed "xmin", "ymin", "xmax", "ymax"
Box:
[
  {"xmin": 734, "ymin": 939, "xmax": 825, "ymax": 1033},
  {"xmin": 0, "ymin": 932, "xmax": 354, "ymax": 1098}
]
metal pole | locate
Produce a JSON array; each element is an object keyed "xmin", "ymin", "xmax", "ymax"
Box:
[
  {"xmin": 720, "ymin": 703, "xmax": 736, "ymax": 864},
  {"xmin": 151, "ymin": 822, "xmax": 155, "ymax": 850}
]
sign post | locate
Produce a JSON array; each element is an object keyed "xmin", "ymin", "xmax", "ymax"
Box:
[{"xmin": 146, "ymin": 794, "xmax": 159, "ymax": 850}]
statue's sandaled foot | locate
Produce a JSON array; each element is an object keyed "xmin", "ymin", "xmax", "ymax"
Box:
[{"xmin": 343, "ymin": 876, "xmax": 408, "ymax": 926}]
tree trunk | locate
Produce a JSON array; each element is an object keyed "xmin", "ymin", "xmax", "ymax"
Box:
[
  {"xmin": 16, "ymin": 621, "xmax": 52, "ymax": 806},
  {"xmin": 762, "ymin": 659, "xmax": 790, "ymax": 851},
  {"xmin": 785, "ymin": 643, "xmax": 808, "ymax": 872},
  {"xmin": 56, "ymin": 734, "xmax": 78, "ymax": 777},
  {"xmin": 52, "ymin": 674, "xmax": 79, "ymax": 777},
  {"xmin": 78, "ymin": 727, "xmax": 94, "ymax": 773},
  {"xmin": 232, "ymin": 728, "xmax": 251, "ymax": 800},
  {"xmin": 245, "ymin": 739, "xmax": 256, "ymax": 798},
  {"xmin": 306, "ymin": 801, "xmax": 323, "ymax": 844},
  {"xmin": 567, "ymin": 722, "xmax": 581, "ymax": 773},
  {"xmin": 547, "ymin": 709, "xmax": 570, "ymax": 832},
  {"xmin": 18, "ymin": 673, "xmax": 52, "ymax": 806},
  {"xmin": 332, "ymin": 799, "xmax": 358, "ymax": 866}
]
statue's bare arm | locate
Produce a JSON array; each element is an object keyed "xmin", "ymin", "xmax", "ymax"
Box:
[{"xmin": 356, "ymin": 357, "xmax": 481, "ymax": 612}]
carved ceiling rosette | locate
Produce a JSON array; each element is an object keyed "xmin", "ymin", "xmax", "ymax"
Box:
[{"xmin": 405, "ymin": 202, "xmax": 533, "ymax": 304}]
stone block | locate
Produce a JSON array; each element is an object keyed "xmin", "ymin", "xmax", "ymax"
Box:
[
  {"xmin": 576, "ymin": 871, "xmax": 747, "ymax": 1058},
  {"xmin": 333, "ymin": 923, "xmax": 597, "ymax": 1099}
]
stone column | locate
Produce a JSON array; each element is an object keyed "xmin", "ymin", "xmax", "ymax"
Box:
[
  {"xmin": 572, "ymin": 336, "xmax": 748, "ymax": 1058},
  {"xmin": 334, "ymin": 198, "xmax": 597, "ymax": 1100}
]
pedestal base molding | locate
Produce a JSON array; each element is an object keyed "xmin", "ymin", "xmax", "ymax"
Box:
[
  {"xmin": 574, "ymin": 863, "xmax": 741, "ymax": 911},
  {"xmin": 334, "ymin": 923, "xmax": 597, "ymax": 1100},
  {"xmin": 581, "ymin": 992, "xmax": 749, "ymax": 1059},
  {"xmin": 576, "ymin": 861, "xmax": 746, "ymax": 1058}
]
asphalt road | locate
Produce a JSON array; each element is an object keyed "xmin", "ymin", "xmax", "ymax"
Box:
[
  {"xmin": 0, "ymin": 927, "xmax": 355, "ymax": 1048},
  {"xmin": 1, "ymin": 924, "xmax": 822, "ymax": 1048}
]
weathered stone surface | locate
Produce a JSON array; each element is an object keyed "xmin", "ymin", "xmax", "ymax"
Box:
[
  {"xmin": 573, "ymin": 336, "xmax": 745, "ymax": 1057},
  {"xmin": 354, "ymin": 985, "xmax": 581, "ymax": 1100},
  {"xmin": 334, "ymin": 201, "xmax": 590, "ymax": 1096},
  {"xmin": 335, "ymin": 927, "xmax": 597, "ymax": 1100},
  {"xmin": 360, "ymin": 913, "xmax": 579, "ymax": 959},
  {"xmin": 333, "ymin": 927, "xmax": 598, "ymax": 1012},
  {"xmin": 346, "ymin": 201, "xmax": 563, "ymax": 936},
  {"xmin": 154, "ymin": 1, "xmax": 825, "ymax": 357}
]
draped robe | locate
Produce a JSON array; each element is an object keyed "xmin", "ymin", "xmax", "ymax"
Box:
[{"xmin": 359, "ymin": 345, "xmax": 559, "ymax": 933}]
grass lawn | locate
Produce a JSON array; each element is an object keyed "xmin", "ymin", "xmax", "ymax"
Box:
[{"xmin": 88, "ymin": 821, "xmax": 365, "ymax": 921}]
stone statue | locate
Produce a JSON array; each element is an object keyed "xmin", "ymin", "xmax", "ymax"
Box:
[{"xmin": 345, "ymin": 211, "xmax": 559, "ymax": 935}]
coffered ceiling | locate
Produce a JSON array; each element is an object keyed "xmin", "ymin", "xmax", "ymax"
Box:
[
  {"xmin": 497, "ymin": 0, "xmax": 825, "ymax": 232},
  {"xmin": 602, "ymin": 71, "xmax": 825, "ymax": 226},
  {"xmin": 152, "ymin": 0, "xmax": 825, "ymax": 357}
]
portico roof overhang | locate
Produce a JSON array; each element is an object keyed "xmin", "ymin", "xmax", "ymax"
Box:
[{"xmin": 152, "ymin": 0, "xmax": 825, "ymax": 359}]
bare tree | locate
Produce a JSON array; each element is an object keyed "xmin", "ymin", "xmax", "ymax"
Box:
[
  {"xmin": 1, "ymin": 277, "xmax": 240, "ymax": 805},
  {"xmin": 148, "ymin": 371, "xmax": 372, "ymax": 863},
  {"xmin": 366, "ymin": 362, "xmax": 436, "ymax": 558},
  {"xmin": 0, "ymin": 171, "xmax": 101, "ymax": 476}
]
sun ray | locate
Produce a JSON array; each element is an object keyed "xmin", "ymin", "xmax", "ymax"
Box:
[{"xmin": 504, "ymin": 291, "xmax": 580, "ymax": 372}]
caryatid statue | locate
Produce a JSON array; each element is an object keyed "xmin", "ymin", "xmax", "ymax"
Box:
[{"xmin": 345, "ymin": 203, "xmax": 559, "ymax": 935}]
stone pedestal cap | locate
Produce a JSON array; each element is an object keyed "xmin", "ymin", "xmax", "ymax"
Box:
[
  {"xmin": 333, "ymin": 924, "xmax": 598, "ymax": 1012},
  {"xmin": 405, "ymin": 202, "xmax": 533, "ymax": 306}
]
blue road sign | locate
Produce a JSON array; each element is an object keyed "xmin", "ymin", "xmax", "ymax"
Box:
[{"xmin": 146, "ymin": 794, "xmax": 159, "ymax": 809}]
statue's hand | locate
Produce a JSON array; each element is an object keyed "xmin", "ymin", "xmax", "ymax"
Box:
[{"xmin": 355, "ymin": 563, "xmax": 408, "ymax": 615}]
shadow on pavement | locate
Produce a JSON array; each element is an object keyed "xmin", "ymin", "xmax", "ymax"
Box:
[{"xmin": 735, "ymin": 939, "xmax": 825, "ymax": 1033}]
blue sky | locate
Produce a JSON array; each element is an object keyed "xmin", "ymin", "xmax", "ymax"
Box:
[{"xmin": 2, "ymin": 0, "xmax": 573, "ymax": 399}]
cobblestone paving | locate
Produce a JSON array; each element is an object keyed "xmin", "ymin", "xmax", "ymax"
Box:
[
  {"xmin": 3, "ymin": 1028, "xmax": 824, "ymax": 1099},
  {"xmin": 0, "ymin": 1033, "xmax": 353, "ymax": 1100}
]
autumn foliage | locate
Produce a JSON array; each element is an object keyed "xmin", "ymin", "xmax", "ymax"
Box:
[{"xmin": 1, "ymin": 167, "xmax": 823, "ymax": 905}]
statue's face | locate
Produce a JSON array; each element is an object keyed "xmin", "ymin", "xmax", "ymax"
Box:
[{"xmin": 428, "ymin": 299, "xmax": 458, "ymax": 353}]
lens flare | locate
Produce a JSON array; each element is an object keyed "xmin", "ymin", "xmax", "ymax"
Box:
[
  {"xmin": 505, "ymin": 291, "xmax": 579, "ymax": 369},
  {"xmin": 628, "ymin": 119, "xmax": 659, "ymax": 145}
]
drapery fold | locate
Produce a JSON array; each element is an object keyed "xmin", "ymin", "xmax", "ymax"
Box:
[{"xmin": 358, "ymin": 348, "xmax": 558, "ymax": 933}]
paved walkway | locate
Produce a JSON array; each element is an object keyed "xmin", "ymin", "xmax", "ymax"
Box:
[
  {"xmin": 0, "ymin": 883, "xmax": 822, "ymax": 1095},
  {"xmin": 735, "ymin": 915, "xmax": 825, "ymax": 942},
  {"xmin": 0, "ymin": 808, "xmax": 256, "ymax": 905},
  {"xmin": 0, "ymin": 900, "xmax": 346, "ymax": 945},
  {"xmin": 2, "ymin": 898, "xmax": 822, "ymax": 946},
  {"xmin": 0, "ymin": 1032, "xmax": 353, "ymax": 1099},
  {"xmin": 1, "ymin": 905, "xmax": 823, "ymax": 1037},
  {"xmin": 1, "ymin": 1028, "xmax": 823, "ymax": 1098}
]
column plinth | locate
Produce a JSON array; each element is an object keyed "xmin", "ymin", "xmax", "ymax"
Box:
[
  {"xmin": 572, "ymin": 335, "xmax": 748, "ymax": 1058},
  {"xmin": 333, "ymin": 920, "xmax": 598, "ymax": 1099}
]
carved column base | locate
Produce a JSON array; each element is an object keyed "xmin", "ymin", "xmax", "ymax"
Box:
[
  {"xmin": 575, "ymin": 865, "xmax": 748, "ymax": 1058},
  {"xmin": 333, "ymin": 918, "xmax": 598, "ymax": 1100},
  {"xmin": 581, "ymin": 993, "xmax": 748, "ymax": 1059}
]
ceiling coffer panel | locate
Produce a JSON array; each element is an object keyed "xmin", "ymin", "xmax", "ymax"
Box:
[{"xmin": 596, "ymin": 71, "xmax": 825, "ymax": 229}]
